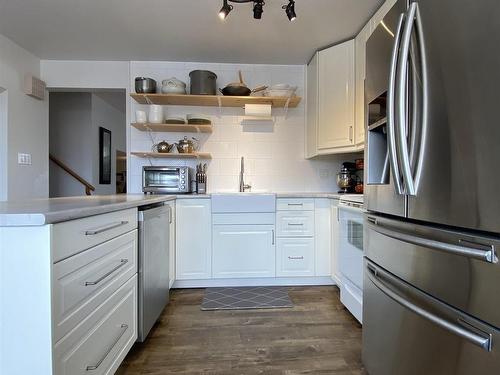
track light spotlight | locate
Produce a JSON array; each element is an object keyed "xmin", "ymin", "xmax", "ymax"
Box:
[
  {"xmin": 253, "ymin": 1, "xmax": 264, "ymax": 19},
  {"xmin": 219, "ymin": 0, "xmax": 233, "ymax": 20},
  {"xmin": 283, "ymin": 0, "xmax": 297, "ymax": 21}
]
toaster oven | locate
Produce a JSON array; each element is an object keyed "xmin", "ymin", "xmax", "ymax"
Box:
[{"xmin": 142, "ymin": 166, "xmax": 192, "ymax": 194}]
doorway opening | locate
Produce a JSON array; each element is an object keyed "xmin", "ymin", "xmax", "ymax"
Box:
[{"xmin": 49, "ymin": 89, "xmax": 127, "ymax": 197}]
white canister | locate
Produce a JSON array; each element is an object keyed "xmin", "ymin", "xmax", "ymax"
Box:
[
  {"xmin": 148, "ymin": 105, "xmax": 164, "ymax": 124},
  {"xmin": 135, "ymin": 110, "xmax": 147, "ymax": 123}
]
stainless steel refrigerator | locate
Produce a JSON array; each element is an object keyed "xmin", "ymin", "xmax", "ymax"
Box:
[{"xmin": 363, "ymin": 0, "xmax": 500, "ymax": 373}]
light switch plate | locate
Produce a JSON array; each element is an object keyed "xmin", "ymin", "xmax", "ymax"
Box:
[{"xmin": 18, "ymin": 153, "xmax": 32, "ymax": 165}]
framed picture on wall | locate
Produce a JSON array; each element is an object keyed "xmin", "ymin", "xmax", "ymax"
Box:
[{"xmin": 99, "ymin": 127, "xmax": 112, "ymax": 184}]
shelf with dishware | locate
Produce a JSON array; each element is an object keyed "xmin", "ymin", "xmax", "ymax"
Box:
[
  {"xmin": 131, "ymin": 122, "xmax": 213, "ymax": 133},
  {"xmin": 130, "ymin": 93, "xmax": 301, "ymax": 108},
  {"xmin": 130, "ymin": 151, "xmax": 212, "ymax": 160}
]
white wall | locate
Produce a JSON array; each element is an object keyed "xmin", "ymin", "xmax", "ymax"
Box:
[
  {"xmin": 0, "ymin": 34, "xmax": 48, "ymax": 200},
  {"xmin": 129, "ymin": 61, "xmax": 354, "ymax": 193},
  {"xmin": 0, "ymin": 89, "xmax": 7, "ymax": 201}
]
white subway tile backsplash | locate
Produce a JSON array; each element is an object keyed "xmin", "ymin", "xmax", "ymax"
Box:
[{"xmin": 129, "ymin": 61, "xmax": 351, "ymax": 193}]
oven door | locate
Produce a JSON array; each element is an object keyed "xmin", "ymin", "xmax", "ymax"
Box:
[
  {"xmin": 143, "ymin": 168, "xmax": 181, "ymax": 193},
  {"xmin": 339, "ymin": 205, "xmax": 364, "ymax": 290},
  {"xmin": 363, "ymin": 259, "xmax": 500, "ymax": 375}
]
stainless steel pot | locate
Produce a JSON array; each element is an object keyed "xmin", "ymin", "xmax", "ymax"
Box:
[
  {"xmin": 135, "ymin": 77, "xmax": 157, "ymax": 93},
  {"xmin": 189, "ymin": 70, "xmax": 217, "ymax": 95}
]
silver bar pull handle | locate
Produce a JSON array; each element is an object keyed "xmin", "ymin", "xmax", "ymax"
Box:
[
  {"xmin": 366, "ymin": 262, "xmax": 492, "ymax": 351},
  {"xmin": 86, "ymin": 324, "xmax": 129, "ymax": 371},
  {"xmin": 288, "ymin": 223, "xmax": 304, "ymax": 226},
  {"xmin": 85, "ymin": 221, "xmax": 129, "ymax": 236},
  {"xmin": 387, "ymin": 13, "xmax": 405, "ymax": 195},
  {"xmin": 287, "ymin": 203, "xmax": 304, "ymax": 206},
  {"xmin": 85, "ymin": 259, "xmax": 129, "ymax": 286},
  {"xmin": 367, "ymin": 220, "xmax": 497, "ymax": 264},
  {"xmin": 288, "ymin": 256, "xmax": 304, "ymax": 260},
  {"xmin": 272, "ymin": 230, "xmax": 275, "ymax": 245}
]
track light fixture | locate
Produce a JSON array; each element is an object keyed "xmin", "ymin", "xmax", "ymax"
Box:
[
  {"xmin": 217, "ymin": 0, "xmax": 297, "ymax": 21},
  {"xmin": 219, "ymin": 0, "xmax": 233, "ymax": 20},
  {"xmin": 283, "ymin": 0, "xmax": 297, "ymax": 22}
]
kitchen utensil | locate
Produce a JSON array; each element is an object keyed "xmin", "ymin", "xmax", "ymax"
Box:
[
  {"xmin": 135, "ymin": 110, "xmax": 147, "ymax": 123},
  {"xmin": 189, "ymin": 70, "xmax": 217, "ymax": 95},
  {"xmin": 148, "ymin": 105, "xmax": 164, "ymax": 124},
  {"xmin": 135, "ymin": 77, "xmax": 157, "ymax": 94},
  {"xmin": 196, "ymin": 162, "xmax": 207, "ymax": 194},
  {"xmin": 219, "ymin": 70, "xmax": 267, "ymax": 96},
  {"xmin": 176, "ymin": 136, "xmax": 199, "ymax": 154},
  {"xmin": 154, "ymin": 140, "xmax": 171, "ymax": 153},
  {"xmin": 161, "ymin": 77, "xmax": 187, "ymax": 94}
]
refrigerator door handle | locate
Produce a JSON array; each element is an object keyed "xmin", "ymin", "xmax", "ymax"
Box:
[
  {"xmin": 366, "ymin": 261, "xmax": 493, "ymax": 352},
  {"xmin": 387, "ymin": 12, "xmax": 406, "ymax": 195},
  {"xmin": 367, "ymin": 218, "xmax": 498, "ymax": 264},
  {"xmin": 395, "ymin": 2, "xmax": 418, "ymax": 195}
]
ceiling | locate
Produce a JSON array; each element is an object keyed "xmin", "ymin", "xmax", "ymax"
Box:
[{"xmin": 0, "ymin": 0, "xmax": 383, "ymax": 64}]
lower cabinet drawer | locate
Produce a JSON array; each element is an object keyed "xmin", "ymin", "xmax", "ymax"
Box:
[
  {"xmin": 53, "ymin": 275, "xmax": 137, "ymax": 375},
  {"xmin": 276, "ymin": 211, "xmax": 315, "ymax": 237},
  {"xmin": 52, "ymin": 231, "xmax": 137, "ymax": 341},
  {"xmin": 276, "ymin": 237, "xmax": 315, "ymax": 277}
]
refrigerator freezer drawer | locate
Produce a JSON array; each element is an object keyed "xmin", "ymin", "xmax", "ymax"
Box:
[
  {"xmin": 363, "ymin": 259, "xmax": 499, "ymax": 375},
  {"xmin": 365, "ymin": 213, "xmax": 500, "ymax": 328}
]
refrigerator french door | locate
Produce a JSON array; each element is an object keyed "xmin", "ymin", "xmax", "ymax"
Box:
[{"xmin": 364, "ymin": 0, "xmax": 500, "ymax": 374}]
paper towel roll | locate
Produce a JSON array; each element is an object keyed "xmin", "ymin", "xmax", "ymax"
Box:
[{"xmin": 245, "ymin": 104, "xmax": 272, "ymax": 117}]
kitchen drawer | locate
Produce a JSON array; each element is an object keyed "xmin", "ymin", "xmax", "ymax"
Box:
[
  {"xmin": 277, "ymin": 198, "xmax": 315, "ymax": 211},
  {"xmin": 276, "ymin": 211, "xmax": 315, "ymax": 237},
  {"xmin": 276, "ymin": 237, "xmax": 315, "ymax": 277},
  {"xmin": 52, "ymin": 208, "xmax": 137, "ymax": 263},
  {"xmin": 54, "ymin": 275, "xmax": 137, "ymax": 375},
  {"xmin": 52, "ymin": 230, "xmax": 137, "ymax": 342}
]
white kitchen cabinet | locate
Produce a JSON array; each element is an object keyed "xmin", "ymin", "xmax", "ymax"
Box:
[
  {"xmin": 276, "ymin": 210, "xmax": 315, "ymax": 237},
  {"xmin": 331, "ymin": 199, "xmax": 342, "ymax": 285},
  {"xmin": 175, "ymin": 199, "xmax": 212, "ymax": 280},
  {"xmin": 276, "ymin": 237, "xmax": 315, "ymax": 277},
  {"xmin": 314, "ymin": 198, "xmax": 332, "ymax": 277},
  {"xmin": 354, "ymin": 22, "xmax": 370, "ymax": 147},
  {"xmin": 317, "ymin": 40, "xmax": 355, "ymax": 151},
  {"xmin": 166, "ymin": 201, "xmax": 176, "ymax": 288},
  {"xmin": 306, "ymin": 53, "xmax": 319, "ymax": 158},
  {"xmin": 212, "ymin": 224, "xmax": 275, "ymax": 278}
]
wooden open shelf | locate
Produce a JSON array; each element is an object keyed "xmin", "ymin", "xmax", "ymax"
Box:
[
  {"xmin": 131, "ymin": 122, "xmax": 213, "ymax": 133},
  {"xmin": 131, "ymin": 152, "xmax": 212, "ymax": 159},
  {"xmin": 130, "ymin": 93, "xmax": 301, "ymax": 108}
]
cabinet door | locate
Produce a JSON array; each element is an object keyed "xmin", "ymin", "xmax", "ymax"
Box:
[
  {"xmin": 317, "ymin": 40, "xmax": 355, "ymax": 150},
  {"xmin": 314, "ymin": 198, "xmax": 332, "ymax": 276},
  {"xmin": 213, "ymin": 225, "xmax": 275, "ymax": 278},
  {"xmin": 306, "ymin": 53, "xmax": 319, "ymax": 158},
  {"xmin": 175, "ymin": 199, "xmax": 212, "ymax": 280},
  {"xmin": 331, "ymin": 202, "xmax": 342, "ymax": 286},
  {"xmin": 166, "ymin": 201, "xmax": 176, "ymax": 287},
  {"xmin": 276, "ymin": 237, "xmax": 315, "ymax": 277},
  {"xmin": 354, "ymin": 24, "xmax": 370, "ymax": 147}
]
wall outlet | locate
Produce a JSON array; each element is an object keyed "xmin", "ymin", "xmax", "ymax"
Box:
[{"xmin": 18, "ymin": 153, "xmax": 32, "ymax": 165}]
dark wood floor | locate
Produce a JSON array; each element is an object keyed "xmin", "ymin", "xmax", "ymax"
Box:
[{"xmin": 117, "ymin": 286, "xmax": 366, "ymax": 375}]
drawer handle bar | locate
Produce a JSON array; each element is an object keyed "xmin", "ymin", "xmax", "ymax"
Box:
[
  {"xmin": 288, "ymin": 256, "xmax": 304, "ymax": 260},
  {"xmin": 85, "ymin": 221, "xmax": 129, "ymax": 236},
  {"xmin": 85, "ymin": 259, "xmax": 129, "ymax": 286},
  {"xmin": 288, "ymin": 223, "xmax": 304, "ymax": 226},
  {"xmin": 287, "ymin": 203, "xmax": 303, "ymax": 206},
  {"xmin": 86, "ymin": 324, "xmax": 129, "ymax": 371}
]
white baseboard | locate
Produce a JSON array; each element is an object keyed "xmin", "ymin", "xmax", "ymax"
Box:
[{"xmin": 173, "ymin": 276, "xmax": 336, "ymax": 289}]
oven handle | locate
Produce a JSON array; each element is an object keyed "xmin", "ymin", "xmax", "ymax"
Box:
[
  {"xmin": 366, "ymin": 217, "xmax": 497, "ymax": 264},
  {"xmin": 366, "ymin": 261, "xmax": 492, "ymax": 351},
  {"xmin": 338, "ymin": 204, "xmax": 364, "ymax": 214}
]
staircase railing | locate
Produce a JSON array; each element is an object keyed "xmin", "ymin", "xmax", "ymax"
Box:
[{"xmin": 49, "ymin": 154, "xmax": 96, "ymax": 195}]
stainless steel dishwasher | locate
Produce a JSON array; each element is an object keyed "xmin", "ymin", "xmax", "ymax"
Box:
[{"xmin": 137, "ymin": 203, "xmax": 171, "ymax": 342}]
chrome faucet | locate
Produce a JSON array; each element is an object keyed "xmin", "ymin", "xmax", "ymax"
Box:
[{"xmin": 239, "ymin": 157, "xmax": 251, "ymax": 192}]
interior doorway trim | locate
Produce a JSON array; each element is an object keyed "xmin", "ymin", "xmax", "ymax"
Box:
[{"xmin": 0, "ymin": 88, "xmax": 7, "ymax": 201}]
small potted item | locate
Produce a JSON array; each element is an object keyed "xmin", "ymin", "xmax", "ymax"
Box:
[{"xmin": 161, "ymin": 77, "xmax": 187, "ymax": 94}]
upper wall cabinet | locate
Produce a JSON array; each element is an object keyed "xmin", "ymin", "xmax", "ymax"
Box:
[{"xmin": 306, "ymin": 40, "xmax": 357, "ymax": 157}]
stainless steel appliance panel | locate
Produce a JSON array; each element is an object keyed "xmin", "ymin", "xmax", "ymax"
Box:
[
  {"xmin": 406, "ymin": 0, "xmax": 500, "ymax": 233},
  {"xmin": 143, "ymin": 166, "xmax": 192, "ymax": 194},
  {"xmin": 138, "ymin": 204, "xmax": 170, "ymax": 342},
  {"xmin": 364, "ymin": 0, "xmax": 407, "ymax": 217},
  {"xmin": 363, "ymin": 259, "xmax": 500, "ymax": 375},
  {"xmin": 365, "ymin": 213, "xmax": 500, "ymax": 328}
]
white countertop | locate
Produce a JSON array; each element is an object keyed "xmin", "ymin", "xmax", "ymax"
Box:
[
  {"xmin": 0, "ymin": 194, "xmax": 175, "ymax": 226},
  {"xmin": 0, "ymin": 192, "xmax": 363, "ymax": 226}
]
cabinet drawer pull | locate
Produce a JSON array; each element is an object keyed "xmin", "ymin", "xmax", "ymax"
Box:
[
  {"xmin": 272, "ymin": 230, "xmax": 275, "ymax": 245},
  {"xmin": 288, "ymin": 256, "xmax": 304, "ymax": 260},
  {"xmin": 288, "ymin": 223, "xmax": 304, "ymax": 226},
  {"xmin": 85, "ymin": 221, "xmax": 129, "ymax": 236},
  {"xmin": 85, "ymin": 259, "xmax": 129, "ymax": 286},
  {"xmin": 287, "ymin": 203, "xmax": 303, "ymax": 206},
  {"xmin": 86, "ymin": 324, "xmax": 129, "ymax": 371}
]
